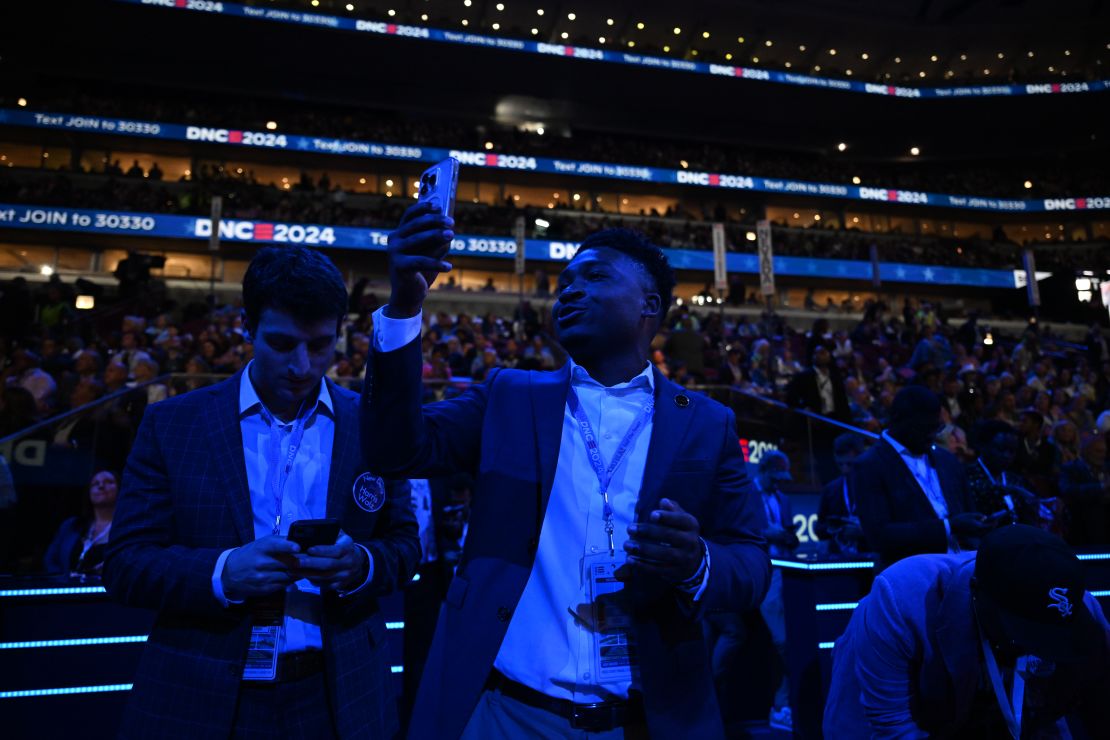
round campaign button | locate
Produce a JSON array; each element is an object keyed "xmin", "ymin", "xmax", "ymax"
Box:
[{"xmin": 352, "ymin": 472, "xmax": 386, "ymax": 513}]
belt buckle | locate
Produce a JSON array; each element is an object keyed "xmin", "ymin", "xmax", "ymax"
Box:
[{"xmin": 570, "ymin": 703, "xmax": 615, "ymax": 732}]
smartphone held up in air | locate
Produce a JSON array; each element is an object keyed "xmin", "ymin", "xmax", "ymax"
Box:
[{"xmin": 417, "ymin": 157, "xmax": 459, "ymax": 219}]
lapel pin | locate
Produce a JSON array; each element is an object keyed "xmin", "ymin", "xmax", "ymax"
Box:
[{"xmin": 674, "ymin": 394, "xmax": 690, "ymax": 408}]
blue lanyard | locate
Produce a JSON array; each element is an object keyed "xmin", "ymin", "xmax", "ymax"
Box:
[
  {"xmin": 566, "ymin": 387, "xmax": 653, "ymax": 555},
  {"xmin": 259, "ymin": 399, "xmax": 310, "ymax": 536},
  {"xmin": 842, "ymin": 478, "xmax": 854, "ymax": 516}
]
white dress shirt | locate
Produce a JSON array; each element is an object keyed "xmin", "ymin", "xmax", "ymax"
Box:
[
  {"xmin": 210, "ymin": 362, "xmax": 372, "ymax": 658},
  {"xmin": 372, "ymin": 306, "xmax": 708, "ymax": 703},
  {"xmin": 815, "ymin": 368, "xmax": 835, "ymax": 415},
  {"xmin": 881, "ymin": 430, "xmax": 957, "ymax": 553}
]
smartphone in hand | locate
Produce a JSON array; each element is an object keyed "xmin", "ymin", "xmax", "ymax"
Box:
[
  {"xmin": 287, "ymin": 518, "xmax": 340, "ymax": 550},
  {"xmin": 417, "ymin": 157, "xmax": 459, "ymax": 219}
]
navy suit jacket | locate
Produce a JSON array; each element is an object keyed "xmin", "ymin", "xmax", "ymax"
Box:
[
  {"xmin": 853, "ymin": 438, "xmax": 973, "ymax": 566},
  {"xmin": 104, "ymin": 372, "xmax": 420, "ymax": 740},
  {"xmin": 362, "ymin": 337, "xmax": 770, "ymax": 740}
]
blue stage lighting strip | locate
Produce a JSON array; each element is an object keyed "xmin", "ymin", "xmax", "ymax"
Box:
[
  {"xmin": 815, "ymin": 602, "xmax": 860, "ymax": 612},
  {"xmin": 772, "ymin": 559, "xmax": 875, "ymax": 571},
  {"xmin": 386, "ymin": 622, "xmax": 404, "ymax": 630},
  {"xmin": 0, "ymin": 635, "xmax": 147, "ymax": 650},
  {"xmin": 1092, "ymin": 590, "xmax": 1110, "ymax": 598},
  {"xmin": 0, "ymin": 683, "xmax": 133, "ymax": 699},
  {"xmin": 113, "ymin": 0, "xmax": 1110, "ymax": 101},
  {"xmin": 0, "ymin": 586, "xmax": 107, "ymax": 598},
  {"xmin": 1077, "ymin": 553, "xmax": 1110, "ymax": 561},
  {"xmin": 391, "ymin": 666, "xmax": 404, "ymax": 674},
  {"xmin": 818, "ymin": 642, "xmax": 836, "ymax": 650}
]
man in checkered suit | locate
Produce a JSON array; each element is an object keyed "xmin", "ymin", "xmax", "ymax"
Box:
[{"xmin": 105, "ymin": 245, "xmax": 419, "ymax": 739}]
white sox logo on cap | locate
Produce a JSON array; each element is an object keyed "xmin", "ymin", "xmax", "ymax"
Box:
[
  {"xmin": 353, "ymin": 472, "xmax": 386, "ymax": 513},
  {"xmin": 1046, "ymin": 587, "xmax": 1073, "ymax": 618}
]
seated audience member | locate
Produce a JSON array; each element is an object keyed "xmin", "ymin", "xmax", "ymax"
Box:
[
  {"xmin": 43, "ymin": 469, "xmax": 119, "ymax": 576},
  {"xmin": 825, "ymin": 525, "xmax": 1110, "ymax": 738},
  {"xmin": 1058, "ymin": 434, "xmax": 1110, "ymax": 547},
  {"xmin": 966, "ymin": 420, "xmax": 1047, "ymax": 527},
  {"xmin": 855, "ymin": 386, "xmax": 987, "ymax": 565},
  {"xmin": 815, "ymin": 433, "xmax": 870, "ymax": 554}
]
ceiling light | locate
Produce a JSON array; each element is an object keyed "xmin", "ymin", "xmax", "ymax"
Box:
[
  {"xmin": 496, "ymin": 3, "xmax": 504, "ymax": 9},
  {"xmin": 536, "ymin": 8, "xmax": 544, "ymax": 15},
  {"xmin": 17, "ymin": 97, "xmax": 27, "ymax": 107},
  {"xmin": 704, "ymin": 31, "xmax": 712, "ymax": 39},
  {"xmin": 531, "ymin": 27, "xmax": 539, "ymax": 34},
  {"xmin": 746, "ymin": 232, "xmax": 757, "ymax": 242},
  {"xmin": 663, "ymin": 45, "xmax": 670, "ymax": 52},
  {"xmin": 536, "ymin": 126, "xmax": 544, "ymax": 135},
  {"xmin": 828, "ymin": 48, "xmax": 836, "ymax": 55},
  {"xmin": 359, "ymin": 177, "xmax": 366, "ymax": 184},
  {"xmin": 572, "ymin": 193, "xmax": 581, "ymax": 201},
  {"xmin": 784, "ymin": 61, "xmax": 791, "ymax": 68},
  {"xmin": 851, "ymin": 176, "xmax": 861, "ymax": 184},
  {"xmin": 837, "ymin": 142, "xmax": 847, "ymax": 151},
  {"xmin": 598, "ymin": 36, "xmax": 605, "ymax": 43},
  {"xmin": 492, "ymin": 22, "xmax": 500, "ymax": 30},
  {"xmin": 983, "ymin": 68, "xmax": 991, "ymax": 74},
  {"xmin": 679, "ymin": 160, "xmax": 689, "ymax": 168},
  {"xmin": 738, "ymin": 36, "xmax": 746, "ymax": 44},
  {"xmin": 930, "ymin": 54, "xmax": 938, "ymax": 62},
  {"xmin": 607, "ymin": 18, "xmax": 615, "ymax": 26},
  {"xmin": 725, "ymin": 53, "xmax": 732, "ymax": 60},
  {"xmin": 752, "ymin": 56, "xmax": 759, "ymax": 63},
  {"xmin": 420, "ymin": 13, "xmax": 428, "ymax": 20},
  {"xmin": 919, "ymin": 70, "xmax": 926, "ymax": 77},
  {"xmin": 861, "ymin": 52, "xmax": 869, "ymax": 60},
  {"xmin": 40, "ymin": 265, "xmax": 54, "ymax": 276},
  {"xmin": 960, "ymin": 53, "xmax": 967, "ymax": 61},
  {"xmin": 1047, "ymin": 66, "xmax": 1055, "ymax": 72},
  {"xmin": 691, "ymin": 49, "xmax": 698, "ymax": 55},
  {"xmin": 561, "ymin": 31, "xmax": 568, "ymax": 39},
  {"xmin": 463, "ymin": 0, "xmax": 471, "ymax": 5},
  {"xmin": 265, "ymin": 121, "xmax": 277, "ymax": 130},
  {"xmin": 846, "ymin": 69, "xmax": 852, "ymax": 75},
  {"xmin": 484, "ymin": 141, "xmax": 494, "ymax": 150},
  {"xmin": 627, "ymin": 40, "xmax": 635, "ymax": 47},
  {"xmin": 673, "ymin": 27, "xmax": 682, "ymax": 34},
  {"xmin": 567, "ymin": 12, "xmax": 575, "ymax": 20},
  {"xmin": 798, "ymin": 44, "xmax": 805, "ymax": 51},
  {"xmin": 764, "ymin": 39, "xmax": 772, "ymax": 46},
  {"xmin": 345, "ymin": 3, "xmax": 354, "ymax": 11},
  {"xmin": 997, "ymin": 52, "xmax": 1004, "ymax": 59},
  {"xmin": 387, "ymin": 8, "xmax": 395, "ymax": 16},
  {"xmin": 894, "ymin": 56, "xmax": 901, "ymax": 63},
  {"xmin": 1064, "ymin": 50, "xmax": 1071, "ymax": 56},
  {"xmin": 461, "ymin": 19, "xmax": 468, "ymax": 25},
  {"xmin": 1024, "ymin": 180, "xmax": 1033, "ymax": 189},
  {"xmin": 814, "ymin": 65, "xmax": 821, "ymax": 71},
  {"xmin": 910, "ymin": 146, "xmax": 920, "ymax": 156}
]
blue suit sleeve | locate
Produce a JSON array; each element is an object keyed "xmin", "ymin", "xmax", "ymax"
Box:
[
  {"xmin": 103, "ymin": 404, "xmax": 228, "ymax": 619},
  {"xmin": 699, "ymin": 408, "xmax": 771, "ymax": 615},
  {"xmin": 361, "ymin": 337, "xmax": 495, "ymax": 478}
]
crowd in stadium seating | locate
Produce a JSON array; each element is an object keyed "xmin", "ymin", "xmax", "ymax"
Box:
[
  {"xmin": 3, "ymin": 268, "xmax": 1109, "ymax": 550},
  {"xmin": 4, "ymin": 165, "xmax": 1105, "ymax": 275},
  {"xmin": 2, "ymin": 87, "xmax": 1104, "ymax": 200}
]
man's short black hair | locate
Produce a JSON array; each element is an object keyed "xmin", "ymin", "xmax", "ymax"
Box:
[
  {"xmin": 242, "ymin": 246, "xmax": 348, "ymax": 329},
  {"xmin": 890, "ymin": 385, "xmax": 942, "ymax": 424},
  {"xmin": 833, "ymin": 433, "xmax": 868, "ymax": 456},
  {"xmin": 577, "ymin": 228, "xmax": 676, "ymax": 322}
]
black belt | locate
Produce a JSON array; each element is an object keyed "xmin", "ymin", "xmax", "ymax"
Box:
[
  {"xmin": 244, "ymin": 651, "xmax": 326, "ymax": 685},
  {"xmin": 486, "ymin": 670, "xmax": 643, "ymax": 732}
]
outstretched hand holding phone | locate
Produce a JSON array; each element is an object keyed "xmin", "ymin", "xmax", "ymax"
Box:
[{"xmin": 385, "ymin": 158, "xmax": 459, "ymax": 319}]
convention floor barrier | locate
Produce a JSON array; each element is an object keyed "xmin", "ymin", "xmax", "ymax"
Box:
[
  {"xmin": 776, "ymin": 552, "xmax": 1110, "ymax": 739},
  {"xmin": 0, "ymin": 577, "xmax": 405, "ymax": 739}
]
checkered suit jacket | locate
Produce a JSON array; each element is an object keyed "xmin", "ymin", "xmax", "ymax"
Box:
[{"xmin": 104, "ymin": 371, "xmax": 419, "ymax": 739}]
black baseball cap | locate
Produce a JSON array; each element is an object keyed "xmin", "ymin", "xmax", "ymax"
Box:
[{"xmin": 972, "ymin": 524, "xmax": 1101, "ymax": 662}]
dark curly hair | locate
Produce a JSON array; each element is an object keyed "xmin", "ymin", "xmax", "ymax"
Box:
[
  {"xmin": 242, "ymin": 246, "xmax": 348, "ymax": 330},
  {"xmin": 576, "ymin": 228, "xmax": 676, "ymax": 323}
]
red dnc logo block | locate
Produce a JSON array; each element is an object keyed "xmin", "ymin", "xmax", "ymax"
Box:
[
  {"xmin": 227, "ymin": 130, "xmax": 243, "ymax": 144},
  {"xmin": 175, "ymin": 0, "xmax": 186, "ymax": 7},
  {"xmin": 387, "ymin": 24, "xmax": 397, "ymax": 34},
  {"xmin": 253, "ymin": 223, "xmax": 275, "ymax": 240},
  {"xmin": 485, "ymin": 153, "xmax": 498, "ymax": 166}
]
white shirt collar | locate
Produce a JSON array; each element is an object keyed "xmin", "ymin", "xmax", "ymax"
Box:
[
  {"xmin": 882, "ymin": 429, "xmax": 931, "ymax": 460},
  {"xmin": 567, "ymin": 358, "xmax": 654, "ymax": 392},
  {"xmin": 238, "ymin": 359, "xmax": 333, "ymax": 420}
]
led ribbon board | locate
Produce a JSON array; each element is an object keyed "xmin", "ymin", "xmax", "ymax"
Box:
[
  {"xmin": 0, "ymin": 202, "xmax": 1021, "ymax": 288},
  {"xmin": 1, "ymin": 109, "xmax": 1106, "ymax": 214},
  {"xmin": 117, "ymin": 0, "xmax": 1110, "ymax": 100}
]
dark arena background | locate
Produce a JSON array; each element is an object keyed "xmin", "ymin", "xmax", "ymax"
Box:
[{"xmin": 1, "ymin": 1, "xmax": 1109, "ymax": 738}]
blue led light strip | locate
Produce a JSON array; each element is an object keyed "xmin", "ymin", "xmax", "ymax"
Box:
[
  {"xmin": 818, "ymin": 642, "xmax": 836, "ymax": 650},
  {"xmin": 815, "ymin": 602, "xmax": 860, "ymax": 612},
  {"xmin": 386, "ymin": 622, "xmax": 404, "ymax": 630},
  {"xmin": 1077, "ymin": 553, "xmax": 1110, "ymax": 561},
  {"xmin": 1092, "ymin": 590, "xmax": 1110, "ymax": 598},
  {"xmin": 0, "ymin": 586, "xmax": 107, "ymax": 598},
  {"xmin": 0, "ymin": 683, "xmax": 133, "ymax": 699},
  {"xmin": 0, "ymin": 635, "xmax": 147, "ymax": 650},
  {"xmin": 771, "ymin": 559, "xmax": 875, "ymax": 571},
  {"xmin": 113, "ymin": 0, "xmax": 1109, "ymax": 101},
  {"xmin": 391, "ymin": 666, "xmax": 404, "ymax": 674}
]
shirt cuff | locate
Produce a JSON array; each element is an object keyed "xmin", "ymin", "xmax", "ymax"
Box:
[
  {"xmin": 372, "ymin": 306, "xmax": 422, "ymax": 352},
  {"xmin": 212, "ymin": 547, "xmax": 246, "ymax": 607},
  {"xmin": 676, "ymin": 537, "xmax": 711, "ymax": 602},
  {"xmin": 337, "ymin": 544, "xmax": 375, "ymax": 598}
]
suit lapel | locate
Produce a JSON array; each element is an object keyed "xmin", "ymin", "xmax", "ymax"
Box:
[
  {"xmin": 208, "ymin": 371, "xmax": 255, "ymax": 544},
  {"xmin": 325, "ymin": 380, "xmax": 359, "ymax": 520},
  {"xmin": 636, "ymin": 371, "xmax": 696, "ymax": 519},
  {"xmin": 530, "ymin": 364, "xmax": 571, "ymax": 513},
  {"xmin": 880, "ymin": 439, "xmax": 933, "ymax": 512},
  {"xmin": 930, "ymin": 451, "xmax": 963, "ymax": 515}
]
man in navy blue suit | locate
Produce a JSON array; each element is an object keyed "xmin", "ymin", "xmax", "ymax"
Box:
[
  {"xmin": 363, "ymin": 203, "xmax": 770, "ymax": 739},
  {"xmin": 105, "ymin": 246, "xmax": 419, "ymax": 739},
  {"xmin": 854, "ymin": 385, "xmax": 988, "ymax": 566}
]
